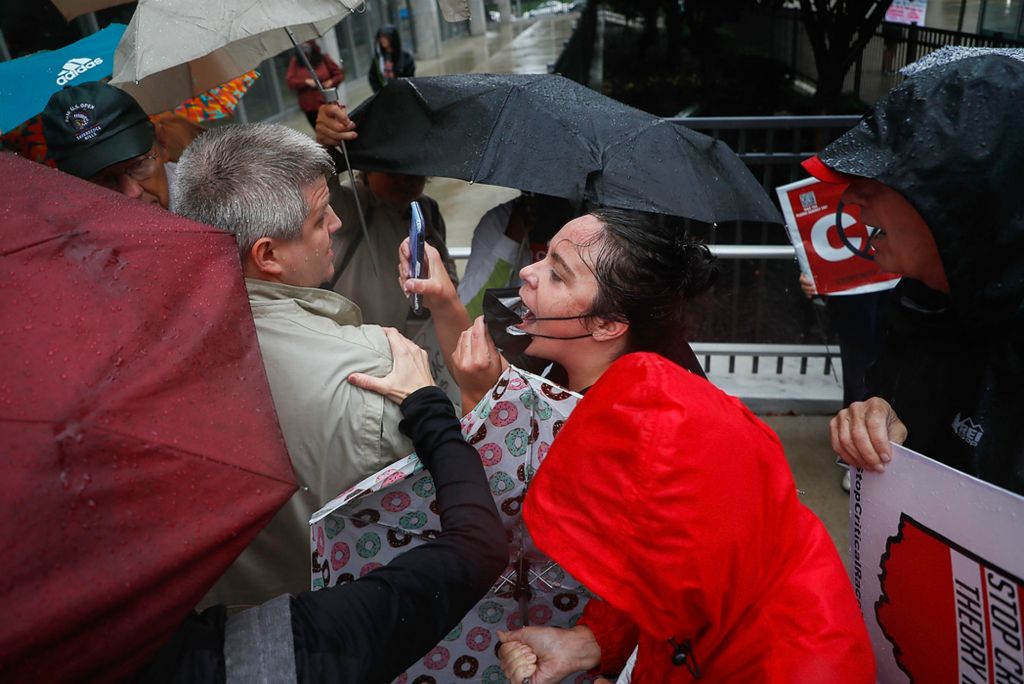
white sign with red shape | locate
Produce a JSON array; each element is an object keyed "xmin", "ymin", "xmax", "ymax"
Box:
[
  {"xmin": 777, "ymin": 177, "xmax": 900, "ymax": 296},
  {"xmin": 851, "ymin": 445, "xmax": 1024, "ymax": 684}
]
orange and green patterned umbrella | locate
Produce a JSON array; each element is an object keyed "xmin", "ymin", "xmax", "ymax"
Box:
[{"xmin": 171, "ymin": 69, "xmax": 259, "ymax": 123}]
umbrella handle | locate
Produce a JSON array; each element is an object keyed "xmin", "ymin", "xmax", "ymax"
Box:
[{"xmin": 284, "ymin": 27, "xmax": 379, "ymax": 277}]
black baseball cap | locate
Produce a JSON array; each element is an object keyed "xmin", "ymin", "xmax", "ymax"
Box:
[{"xmin": 41, "ymin": 81, "xmax": 155, "ymax": 180}]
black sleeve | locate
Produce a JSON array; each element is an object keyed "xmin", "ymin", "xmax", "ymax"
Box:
[
  {"xmin": 132, "ymin": 605, "xmax": 228, "ymax": 684},
  {"xmin": 290, "ymin": 387, "xmax": 506, "ymax": 683}
]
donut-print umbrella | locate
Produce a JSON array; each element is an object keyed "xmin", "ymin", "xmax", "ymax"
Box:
[
  {"xmin": 310, "ymin": 366, "xmax": 595, "ymax": 684},
  {"xmin": 0, "ymin": 153, "xmax": 297, "ymax": 680}
]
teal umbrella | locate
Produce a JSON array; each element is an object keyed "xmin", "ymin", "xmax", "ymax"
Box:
[{"xmin": 0, "ymin": 23, "xmax": 126, "ymax": 134}]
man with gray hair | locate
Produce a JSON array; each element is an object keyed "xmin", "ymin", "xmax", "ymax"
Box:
[{"xmin": 172, "ymin": 122, "xmax": 412, "ymax": 607}]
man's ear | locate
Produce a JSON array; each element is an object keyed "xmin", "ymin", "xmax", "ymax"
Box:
[
  {"xmin": 249, "ymin": 237, "xmax": 285, "ymax": 277},
  {"xmin": 589, "ymin": 317, "xmax": 629, "ymax": 343},
  {"xmin": 151, "ymin": 122, "xmax": 172, "ymax": 162},
  {"xmin": 152, "ymin": 114, "xmax": 203, "ymax": 163}
]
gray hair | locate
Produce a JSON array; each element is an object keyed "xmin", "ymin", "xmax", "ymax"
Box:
[{"xmin": 171, "ymin": 123, "xmax": 334, "ymax": 258}]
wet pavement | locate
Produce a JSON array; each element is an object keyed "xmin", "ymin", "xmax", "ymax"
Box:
[{"xmin": 284, "ymin": 14, "xmax": 852, "ymax": 564}]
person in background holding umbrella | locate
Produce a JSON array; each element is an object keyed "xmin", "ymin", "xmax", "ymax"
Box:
[
  {"xmin": 41, "ymin": 81, "xmax": 195, "ymax": 209},
  {"xmin": 328, "ymin": 169, "xmax": 459, "ymax": 336},
  {"xmin": 172, "ymin": 123, "xmax": 415, "ymax": 608},
  {"xmin": 806, "ymin": 51, "xmax": 1024, "ymax": 495},
  {"xmin": 138, "ymin": 327, "xmax": 507, "ymax": 682},
  {"xmin": 369, "ymin": 24, "xmax": 415, "ymax": 93},
  {"xmin": 286, "ymin": 40, "xmax": 344, "ymax": 131}
]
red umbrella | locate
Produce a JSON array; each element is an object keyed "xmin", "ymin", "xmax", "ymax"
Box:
[{"xmin": 0, "ymin": 154, "xmax": 297, "ymax": 680}]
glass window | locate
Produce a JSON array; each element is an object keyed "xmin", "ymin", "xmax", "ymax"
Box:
[
  {"xmin": 237, "ymin": 58, "xmax": 280, "ymax": 122},
  {"xmin": 334, "ymin": 21, "xmax": 359, "ymax": 76},
  {"xmin": 270, "ymin": 51, "xmax": 296, "ymax": 112},
  {"xmin": 980, "ymin": 0, "xmax": 1024, "ymax": 37}
]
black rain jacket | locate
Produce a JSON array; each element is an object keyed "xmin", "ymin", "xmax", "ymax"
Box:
[
  {"xmin": 819, "ymin": 55, "xmax": 1024, "ymax": 494},
  {"xmin": 369, "ymin": 24, "xmax": 416, "ymax": 93}
]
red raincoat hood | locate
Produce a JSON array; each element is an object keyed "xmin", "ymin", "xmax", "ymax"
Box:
[{"xmin": 524, "ymin": 353, "xmax": 874, "ymax": 680}]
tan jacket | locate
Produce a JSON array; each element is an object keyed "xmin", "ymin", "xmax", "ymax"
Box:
[{"xmin": 200, "ymin": 279, "xmax": 412, "ymax": 609}]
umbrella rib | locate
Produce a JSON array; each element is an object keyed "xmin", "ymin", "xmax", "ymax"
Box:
[
  {"xmin": 0, "ymin": 419, "xmax": 298, "ymax": 487},
  {"xmin": 1, "ymin": 231, "xmax": 85, "ymax": 256},
  {"xmin": 471, "ymin": 88, "xmax": 517, "ymax": 184},
  {"xmin": 2, "ymin": 226, "xmax": 235, "ymax": 258}
]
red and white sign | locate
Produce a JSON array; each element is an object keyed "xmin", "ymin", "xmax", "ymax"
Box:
[
  {"xmin": 851, "ymin": 445, "xmax": 1024, "ymax": 683},
  {"xmin": 777, "ymin": 177, "xmax": 900, "ymax": 296},
  {"xmin": 886, "ymin": 0, "xmax": 928, "ymax": 26}
]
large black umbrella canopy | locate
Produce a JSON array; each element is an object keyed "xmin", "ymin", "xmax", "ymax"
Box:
[
  {"xmin": 596, "ymin": 118, "xmax": 782, "ymax": 224},
  {"xmin": 347, "ymin": 73, "xmax": 654, "ymax": 204},
  {"xmin": 346, "ymin": 73, "xmax": 780, "ymax": 223}
]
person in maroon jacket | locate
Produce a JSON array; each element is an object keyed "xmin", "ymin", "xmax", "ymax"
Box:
[{"xmin": 286, "ymin": 41, "xmax": 345, "ymax": 131}]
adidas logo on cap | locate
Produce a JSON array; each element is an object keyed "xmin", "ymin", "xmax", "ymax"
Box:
[{"xmin": 56, "ymin": 57, "xmax": 104, "ymax": 86}]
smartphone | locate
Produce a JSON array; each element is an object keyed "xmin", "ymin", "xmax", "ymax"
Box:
[{"xmin": 408, "ymin": 201, "xmax": 428, "ymax": 315}]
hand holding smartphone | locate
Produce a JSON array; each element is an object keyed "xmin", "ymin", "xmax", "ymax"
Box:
[{"xmin": 408, "ymin": 201, "xmax": 428, "ymax": 315}]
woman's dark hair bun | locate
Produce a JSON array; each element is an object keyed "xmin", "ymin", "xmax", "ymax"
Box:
[
  {"xmin": 583, "ymin": 207, "xmax": 716, "ymax": 368},
  {"xmin": 674, "ymin": 237, "xmax": 718, "ymax": 298}
]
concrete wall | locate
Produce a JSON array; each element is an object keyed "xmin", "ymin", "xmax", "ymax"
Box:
[{"xmin": 411, "ymin": 0, "xmax": 443, "ymax": 59}]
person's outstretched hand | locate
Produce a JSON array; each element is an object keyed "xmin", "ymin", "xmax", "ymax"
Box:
[
  {"xmin": 498, "ymin": 626, "xmax": 601, "ymax": 684},
  {"xmin": 315, "ymin": 102, "xmax": 357, "ymax": 147},
  {"xmin": 398, "ymin": 238, "xmax": 459, "ymax": 311},
  {"xmin": 830, "ymin": 396, "xmax": 908, "ymax": 473},
  {"xmin": 348, "ymin": 327, "xmax": 433, "ymax": 403}
]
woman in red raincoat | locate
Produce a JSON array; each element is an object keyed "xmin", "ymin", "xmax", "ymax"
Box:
[
  {"xmin": 499, "ymin": 352, "xmax": 875, "ymax": 682},
  {"xmin": 404, "ymin": 206, "xmax": 874, "ymax": 680}
]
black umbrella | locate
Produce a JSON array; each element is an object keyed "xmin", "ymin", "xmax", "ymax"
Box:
[
  {"xmin": 596, "ymin": 117, "xmax": 782, "ymax": 223},
  {"xmin": 346, "ymin": 73, "xmax": 781, "ymax": 224}
]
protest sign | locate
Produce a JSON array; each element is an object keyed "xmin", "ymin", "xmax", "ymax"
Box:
[
  {"xmin": 850, "ymin": 445, "xmax": 1024, "ymax": 683},
  {"xmin": 777, "ymin": 177, "xmax": 900, "ymax": 295},
  {"xmin": 886, "ymin": 0, "xmax": 928, "ymax": 25}
]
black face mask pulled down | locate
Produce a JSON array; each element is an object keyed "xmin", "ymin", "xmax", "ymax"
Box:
[{"xmin": 482, "ymin": 287, "xmax": 588, "ymax": 379}]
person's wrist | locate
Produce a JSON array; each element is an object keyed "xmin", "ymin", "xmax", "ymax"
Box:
[
  {"xmin": 424, "ymin": 284, "xmax": 460, "ymax": 312},
  {"xmin": 567, "ymin": 625, "xmax": 601, "ymax": 672},
  {"xmin": 399, "ymin": 386, "xmax": 439, "ymax": 412}
]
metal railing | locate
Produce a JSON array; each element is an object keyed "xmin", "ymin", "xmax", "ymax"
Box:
[
  {"xmin": 449, "ymin": 244, "xmax": 796, "ymax": 261},
  {"xmin": 675, "ymin": 115, "xmax": 862, "ymax": 201},
  {"xmin": 456, "ymin": 114, "xmax": 861, "ymax": 347}
]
